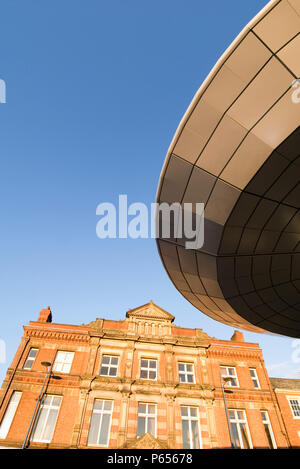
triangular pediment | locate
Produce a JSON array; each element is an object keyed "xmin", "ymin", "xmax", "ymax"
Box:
[
  {"xmin": 126, "ymin": 432, "xmax": 167, "ymax": 449},
  {"xmin": 126, "ymin": 301, "xmax": 174, "ymax": 322}
]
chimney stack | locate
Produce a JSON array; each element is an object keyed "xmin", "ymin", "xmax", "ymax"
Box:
[
  {"xmin": 231, "ymin": 330, "xmax": 245, "ymax": 342},
  {"xmin": 37, "ymin": 306, "xmax": 52, "ymax": 323}
]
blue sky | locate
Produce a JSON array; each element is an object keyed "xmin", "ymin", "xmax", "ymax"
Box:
[{"xmin": 0, "ymin": 0, "xmax": 299, "ymax": 383}]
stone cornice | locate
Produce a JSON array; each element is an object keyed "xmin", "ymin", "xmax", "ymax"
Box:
[
  {"xmin": 88, "ymin": 329, "xmax": 210, "ymax": 348},
  {"xmin": 208, "ymin": 347, "xmax": 262, "ymax": 359},
  {"xmin": 24, "ymin": 327, "xmax": 90, "ymax": 343},
  {"xmin": 214, "ymin": 387, "xmax": 273, "ymax": 399},
  {"xmin": 273, "ymin": 388, "xmax": 300, "ymax": 394},
  {"xmin": 6, "ymin": 370, "xmax": 81, "ymax": 389},
  {"xmin": 81, "ymin": 376, "xmax": 215, "ymax": 398}
]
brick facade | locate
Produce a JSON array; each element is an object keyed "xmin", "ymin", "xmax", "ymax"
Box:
[{"xmin": 0, "ymin": 301, "xmax": 299, "ymax": 449}]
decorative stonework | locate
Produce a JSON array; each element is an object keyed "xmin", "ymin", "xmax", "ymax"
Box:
[
  {"xmin": 208, "ymin": 347, "xmax": 262, "ymax": 359},
  {"xmin": 83, "ymin": 318, "xmax": 104, "ymax": 331},
  {"xmin": 24, "ymin": 328, "xmax": 90, "ymax": 343},
  {"xmin": 126, "ymin": 301, "xmax": 174, "ymax": 322},
  {"xmin": 126, "ymin": 432, "xmax": 167, "ymax": 449}
]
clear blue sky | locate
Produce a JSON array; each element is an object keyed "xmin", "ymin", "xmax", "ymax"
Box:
[{"xmin": 0, "ymin": 0, "xmax": 299, "ymax": 383}]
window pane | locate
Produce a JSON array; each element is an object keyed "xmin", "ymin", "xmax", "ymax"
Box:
[
  {"xmin": 147, "ymin": 417, "xmax": 155, "ymax": 436},
  {"xmin": 100, "ymin": 366, "xmax": 108, "ymax": 376},
  {"xmin": 178, "ymin": 363, "xmax": 184, "ymax": 371},
  {"xmin": 104, "ymin": 401, "xmax": 113, "ymax": 411},
  {"xmin": 149, "ymin": 361, "xmax": 156, "ymax": 369},
  {"xmin": 88, "ymin": 413, "xmax": 101, "ymax": 445},
  {"xmin": 42, "ymin": 408, "xmax": 59, "ymax": 442},
  {"xmin": 65, "ymin": 354, "xmax": 73, "ymax": 363},
  {"xmin": 43, "ymin": 396, "xmax": 52, "ymax": 406},
  {"xmin": 191, "ymin": 420, "xmax": 200, "ymax": 449},
  {"xmin": 110, "ymin": 368, "xmax": 117, "ymax": 377},
  {"xmin": 23, "ymin": 359, "xmax": 33, "ymax": 369},
  {"xmin": 230, "ymin": 422, "xmax": 240, "ymax": 448},
  {"xmin": 181, "ymin": 407, "xmax": 188, "ymax": 417},
  {"xmin": 62, "ymin": 363, "xmax": 70, "ymax": 373},
  {"xmin": 93, "ymin": 400, "xmax": 103, "ymax": 411},
  {"xmin": 0, "ymin": 392, "xmax": 22, "ymax": 439},
  {"xmin": 182, "ymin": 420, "xmax": 190, "ymax": 449},
  {"xmin": 99, "ymin": 413, "xmax": 110, "ymax": 445},
  {"xmin": 190, "ymin": 408, "xmax": 197, "ymax": 417},
  {"xmin": 261, "ymin": 411, "xmax": 267, "ymax": 422},
  {"xmin": 31, "ymin": 408, "xmax": 48, "ymax": 441},
  {"xmin": 141, "ymin": 360, "xmax": 148, "ymax": 368},
  {"xmin": 52, "ymin": 397, "xmax": 61, "ymax": 407},
  {"xmin": 102, "ymin": 356, "xmax": 110, "ymax": 365},
  {"xmin": 11, "ymin": 393, "xmax": 20, "ymax": 404},
  {"xmin": 111, "ymin": 357, "xmax": 118, "ymax": 365},
  {"xmin": 187, "ymin": 374, "xmax": 193, "ymax": 383},
  {"xmin": 53, "ymin": 362, "xmax": 62, "ymax": 373},
  {"xmin": 240, "ymin": 423, "xmax": 250, "ymax": 449},
  {"xmin": 264, "ymin": 424, "xmax": 275, "ymax": 449},
  {"xmin": 137, "ymin": 417, "xmax": 145, "ymax": 437},
  {"xmin": 29, "ymin": 349, "xmax": 37, "ymax": 358},
  {"xmin": 179, "ymin": 374, "xmax": 186, "ymax": 382},
  {"xmin": 140, "ymin": 370, "xmax": 147, "ymax": 379},
  {"xmin": 138, "ymin": 404, "xmax": 146, "ymax": 414},
  {"xmin": 148, "ymin": 405, "xmax": 155, "ymax": 414},
  {"xmin": 149, "ymin": 371, "xmax": 156, "ymax": 380}
]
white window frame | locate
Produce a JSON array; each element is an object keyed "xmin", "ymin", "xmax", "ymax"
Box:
[
  {"xmin": 52, "ymin": 350, "xmax": 74, "ymax": 374},
  {"xmin": 178, "ymin": 362, "xmax": 195, "ymax": 384},
  {"xmin": 260, "ymin": 410, "xmax": 277, "ymax": 449},
  {"xmin": 229, "ymin": 409, "xmax": 252, "ymax": 449},
  {"xmin": 99, "ymin": 355, "xmax": 119, "ymax": 377},
  {"xmin": 0, "ymin": 391, "xmax": 22, "ymax": 439},
  {"xmin": 87, "ymin": 399, "xmax": 114, "ymax": 447},
  {"xmin": 140, "ymin": 358, "xmax": 157, "ymax": 381},
  {"xmin": 249, "ymin": 368, "xmax": 260, "ymax": 389},
  {"xmin": 180, "ymin": 406, "xmax": 202, "ymax": 449},
  {"xmin": 288, "ymin": 397, "xmax": 300, "ymax": 419},
  {"xmin": 23, "ymin": 348, "xmax": 38, "ymax": 370},
  {"xmin": 137, "ymin": 402, "xmax": 157, "ymax": 438},
  {"xmin": 220, "ymin": 366, "xmax": 239, "ymax": 387},
  {"xmin": 31, "ymin": 394, "xmax": 62, "ymax": 443}
]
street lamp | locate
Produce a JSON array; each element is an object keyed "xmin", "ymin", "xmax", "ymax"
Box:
[
  {"xmin": 22, "ymin": 361, "xmax": 52, "ymax": 449},
  {"xmin": 221, "ymin": 376, "xmax": 235, "ymax": 449}
]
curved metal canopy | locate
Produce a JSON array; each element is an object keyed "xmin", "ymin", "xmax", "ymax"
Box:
[{"xmin": 156, "ymin": 0, "xmax": 300, "ymax": 337}]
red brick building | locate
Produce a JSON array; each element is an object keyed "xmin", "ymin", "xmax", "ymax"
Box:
[{"xmin": 0, "ymin": 301, "xmax": 299, "ymax": 449}]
